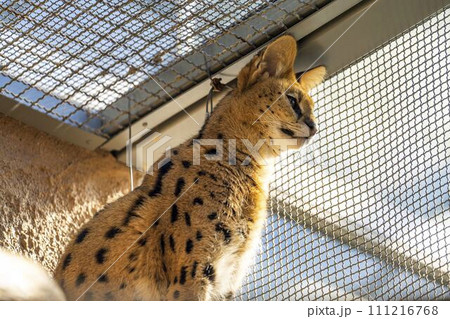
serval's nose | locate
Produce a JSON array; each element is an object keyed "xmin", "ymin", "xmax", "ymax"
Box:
[{"xmin": 304, "ymin": 118, "xmax": 317, "ymax": 137}]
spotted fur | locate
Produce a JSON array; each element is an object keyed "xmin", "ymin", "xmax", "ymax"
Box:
[{"xmin": 54, "ymin": 35, "xmax": 326, "ymax": 300}]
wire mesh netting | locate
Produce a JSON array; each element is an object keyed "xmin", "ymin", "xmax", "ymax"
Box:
[
  {"xmin": 1, "ymin": 0, "xmax": 449, "ymax": 302},
  {"xmin": 237, "ymin": 6, "xmax": 450, "ymax": 301},
  {"xmin": 0, "ymin": 0, "xmax": 331, "ymax": 137}
]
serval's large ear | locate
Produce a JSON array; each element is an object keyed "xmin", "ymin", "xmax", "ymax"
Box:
[
  {"xmin": 296, "ymin": 66, "xmax": 327, "ymax": 92},
  {"xmin": 237, "ymin": 35, "xmax": 297, "ymax": 92}
]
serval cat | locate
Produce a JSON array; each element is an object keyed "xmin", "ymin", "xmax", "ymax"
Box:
[{"xmin": 55, "ymin": 35, "xmax": 326, "ymax": 301}]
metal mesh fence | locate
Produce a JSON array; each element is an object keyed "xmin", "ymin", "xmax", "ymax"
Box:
[
  {"xmin": 0, "ymin": 0, "xmax": 331, "ymax": 137},
  {"xmin": 1, "ymin": 0, "xmax": 448, "ymax": 302},
  {"xmin": 237, "ymin": 5, "xmax": 450, "ymax": 301}
]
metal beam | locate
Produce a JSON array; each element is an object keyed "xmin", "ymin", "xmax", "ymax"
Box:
[{"xmin": 0, "ymin": 95, "xmax": 105, "ymax": 150}]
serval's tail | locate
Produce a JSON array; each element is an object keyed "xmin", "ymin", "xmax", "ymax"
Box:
[{"xmin": 0, "ymin": 248, "xmax": 65, "ymax": 301}]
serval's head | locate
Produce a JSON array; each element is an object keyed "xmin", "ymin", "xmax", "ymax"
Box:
[{"xmin": 212, "ymin": 35, "xmax": 326, "ymax": 159}]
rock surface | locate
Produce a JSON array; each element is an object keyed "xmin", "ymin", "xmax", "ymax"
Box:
[{"xmin": 0, "ymin": 114, "xmax": 140, "ymax": 273}]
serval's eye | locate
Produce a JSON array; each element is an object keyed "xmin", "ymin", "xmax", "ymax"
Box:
[{"xmin": 287, "ymin": 95, "xmax": 302, "ymax": 118}]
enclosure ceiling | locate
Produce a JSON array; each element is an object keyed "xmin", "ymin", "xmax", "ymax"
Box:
[{"xmin": 0, "ymin": 0, "xmax": 333, "ymax": 144}]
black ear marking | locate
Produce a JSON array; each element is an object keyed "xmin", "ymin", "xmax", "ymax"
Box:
[{"xmin": 295, "ymin": 71, "xmax": 305, "ymax": 80}]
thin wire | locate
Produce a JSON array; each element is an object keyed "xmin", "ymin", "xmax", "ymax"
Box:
[
  {"xmin": 128, "ymin": 99, "xmax": 134, "ymax": 191},
  {"xmin": 203, "ymin": 54, "xmax": 214, "ymax": 119}
]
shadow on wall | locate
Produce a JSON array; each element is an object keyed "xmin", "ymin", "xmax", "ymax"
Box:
[{"xmin": 0, "ymin": 114, "xmax": 140, "ymax": 273}]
